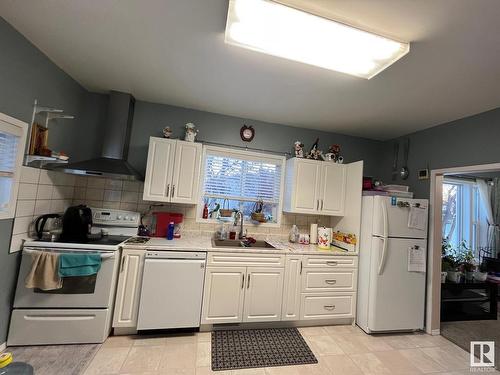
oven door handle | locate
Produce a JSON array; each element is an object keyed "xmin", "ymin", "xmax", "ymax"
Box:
[{"xmin": 23, "ymin": 248, "xmax": 116, "ymax": 259}]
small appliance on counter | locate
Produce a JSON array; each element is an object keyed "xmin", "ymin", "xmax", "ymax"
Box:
[
  {"xmin": 34, "ymin": 213, "xmax": 62, "ymax": 241},
  {"xmin": 151, "ymin": 212, "xmax": 183, "ymax": 238},
  {"xmin": 60, "ymin": 205, "xmax": 93, "ymax": 243}
]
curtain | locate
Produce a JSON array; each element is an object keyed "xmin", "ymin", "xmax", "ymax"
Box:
[{"xmin": 487, "ymin": 178, "xmax": 500, "ymax": 258}]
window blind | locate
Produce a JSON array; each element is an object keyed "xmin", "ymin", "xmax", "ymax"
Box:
[
  {"xmin": 203, "ymin": 151, "xmax": 283, "ymax": 204},
  {"xmin": 0, "ymin": 131, "xmax": 19, "ymax": 177}
]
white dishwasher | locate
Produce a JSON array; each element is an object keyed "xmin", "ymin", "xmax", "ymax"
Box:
[{"xmin": 137, "ymin": 251, "xmax": 206, "ymax": 330}]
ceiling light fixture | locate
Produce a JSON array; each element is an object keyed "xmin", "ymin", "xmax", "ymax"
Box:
[{"xmin": 224, "ymin": 0, "xmax": 410, "ymax": 79}]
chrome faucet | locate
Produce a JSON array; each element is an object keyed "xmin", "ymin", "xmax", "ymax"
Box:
[{"xmin": 234, "ymin": 211, "xmax": 246, "ymax": 240}]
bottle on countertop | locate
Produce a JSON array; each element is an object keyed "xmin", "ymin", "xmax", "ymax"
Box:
[
  {"xmin": 289, "ymin": 224, "xmax": 299, "ymax": 243},
  {"xmin": 166, "ymin": 221, "xmax": 175, "ymax": 240},
  {"xmin": 202, "ymin": 203, "xmax": 209, "ymax": 219}
]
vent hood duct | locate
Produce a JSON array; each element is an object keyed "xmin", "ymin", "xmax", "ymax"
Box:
[{"xmin": 58, "ymin": 91, "xmax": 143, "ymax": 181}]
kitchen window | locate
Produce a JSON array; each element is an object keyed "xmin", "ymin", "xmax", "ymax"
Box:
[
  {"xmin": 0, "ymin": 113, "xmax": 28, "ymax": 220},
  {"xmin": 198, "ymin": 146, "xmax": 285, "ymax": 225}
]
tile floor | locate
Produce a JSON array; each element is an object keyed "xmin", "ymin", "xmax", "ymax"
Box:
[{"xmin": 83, "ymin": 325, "xmax": 500, "ymax": 375}]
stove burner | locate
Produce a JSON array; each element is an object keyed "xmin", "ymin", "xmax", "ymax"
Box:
[{"xmin": 124, "ymin": 237, "xmax": 150, "ymax": 244}]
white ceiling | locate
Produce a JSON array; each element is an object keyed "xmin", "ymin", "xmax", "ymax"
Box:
[{"xmin": 2, "ymin": 0, "xmax": 500, "ymax": 140}]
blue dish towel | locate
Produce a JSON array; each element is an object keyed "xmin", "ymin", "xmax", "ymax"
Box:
[{"xmin": 58, "ymin": 253, "xmax": 102, "ymax": 277}]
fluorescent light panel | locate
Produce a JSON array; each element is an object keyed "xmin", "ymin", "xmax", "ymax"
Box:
[{"xmin": 225, "ymin": 0, "xmax": 410, "ymax": 79}]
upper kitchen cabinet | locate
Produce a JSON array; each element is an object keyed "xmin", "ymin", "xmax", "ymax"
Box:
[
  {"xmin": 143, "ymin": 137, "xmax": 202, "ymax": 204},
  {"xmin": 283, "ymin": 158, "xmax": 346, "ymax": 216}
]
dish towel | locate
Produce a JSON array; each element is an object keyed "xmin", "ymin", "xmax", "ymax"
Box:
[
  {"xmin": 58, "ymin": 253, "xmax": 102, "ymax": 277},
  {"xmin": 25, "ymin": 251, "xmax": 62, "ymax": 290}
]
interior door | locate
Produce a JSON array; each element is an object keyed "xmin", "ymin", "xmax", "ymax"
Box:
[
  {"xmin": 319, "ymin": 163, "xmax": 346, "ymax": 215},
  {"xmin": 243, "ymin": 267, "xmax": 284, "ymax": 322},
  {"xmin": 368, "ymin": 237, "xmax": 427, "ymax": 331},
  {"xmin": 201, "ymin": 267, "xmax": 246, "ymax": 324},
  {"xmin": 142, "ymin": 137, "xmax": 175, "ymax": 202},
  {"xmin": 372, "ymin": 196, "xmax": 429, "ymax": 239},
  {"xmin": 293, "ymin": 160, "xmax": 321, "ymax": 213},
  {"xmin": 171, "ymin": 141, "xmax": 202, "ymax": 204}
]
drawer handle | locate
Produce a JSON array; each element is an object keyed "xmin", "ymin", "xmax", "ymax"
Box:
[
  {"xmin": 326, "ymin": 261, "xmax": 338, "ymax": 266},
  {"xmin": 324, "ymin": 305, "xmax": 336, "ymax": 310},
  {"xmin": 325, "ymin": 279, "xmax": 337, "ymax": 285}
]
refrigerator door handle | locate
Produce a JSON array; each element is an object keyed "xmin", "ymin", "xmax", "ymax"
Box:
[
  {"xmin": 378, "ymin": 237, "xmax": 388, "ymax": 275},
  {"xmin": 381, "ymin": 199, "xmax": 389, "ymax": 237}
]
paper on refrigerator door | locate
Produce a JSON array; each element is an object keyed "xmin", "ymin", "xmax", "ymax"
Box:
[
  {"xmin": 408, "ymin": 206, "xmax": 427, "ymax": 230},
  {"xmin": 408, "ymin": 246, "xmax": 426, "ymax": 272}
]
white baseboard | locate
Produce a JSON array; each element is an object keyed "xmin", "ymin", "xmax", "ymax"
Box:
[
  {"xmin": 0, "ymin": 342, "xmax": 6, "ymax": 353},
  {"xmin": 430, "ymin": 329, "xmax": 440, "ymax": 336}
]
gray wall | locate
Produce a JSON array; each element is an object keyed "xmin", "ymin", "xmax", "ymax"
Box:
[
  {"xmin": 129, "ymin": 100, "xmax": 384, "ymax": 177},
  {"xmin": 0, "ymin": 17, "xmax": 105, "ymax": 343},
  {"xmin": 380, "ymin": 107, "xmax": 500, "ymax": 198}
]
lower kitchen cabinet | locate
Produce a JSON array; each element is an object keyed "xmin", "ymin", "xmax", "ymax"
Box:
[
  {"xmin": 112, "ymin": 249, "xmax": 145, "ymax": 328},
  {"xmin": 201, "ymin": 267, "xmax": 246, "ymax": 324},
  {"xmin": 243, "ymin": 267, "xmax": 284, "ymax": 323},
  {"xmin": 281, "ymin": 256, "xmax": 302, "ymax": 321}
]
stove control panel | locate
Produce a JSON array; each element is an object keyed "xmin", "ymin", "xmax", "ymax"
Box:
[{"xmin": 90, "ymin": 208, "xmax": 141, "ymax": 227}]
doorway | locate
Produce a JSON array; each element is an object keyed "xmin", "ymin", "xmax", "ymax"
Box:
[{"xmin": 427, "ymin": 163, "xmax": 500, "ymax": 368}]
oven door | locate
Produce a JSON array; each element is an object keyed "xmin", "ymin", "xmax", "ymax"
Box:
[{"xmin": 14, "ymin": 247, "xmax": 119, "ymax": 309}]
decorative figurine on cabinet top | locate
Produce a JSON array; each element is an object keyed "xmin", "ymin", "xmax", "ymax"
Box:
[
  {"xmin": 324, "ymin": 144, "xmax": 343, "ymax": 163},
  {"xmin": 163, "ymin": 126, "xmax": 173, "ymax": 138},
  {"xmin": 184, "ymin": 123, "xmax": 198, "ymax": 142},
  {"xmin": 294, "ymin": 141, "xmax": 304, "ymax": 158},
  {"xmin": 306, "ymin": 138, "xmax": 323, "ymax": 160}
]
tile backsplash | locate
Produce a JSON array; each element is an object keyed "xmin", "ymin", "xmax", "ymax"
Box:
[
  {"xmin": 10, "ymin": 170, "xmax": 332, "ymax": 251},
  {"xmin": 10, "ymin": 167, "xmax": 76, "ymax": 252},
  {"xmin": 71, "ymin": 176, "xmax": 149, "ymax": 213}
]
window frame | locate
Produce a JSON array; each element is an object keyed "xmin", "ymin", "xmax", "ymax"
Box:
[
  {"xmin": 197, "ymin": 145, "xmax": 286, "ymax": 227},
  {"xmin": 442, "ymin": 177, "xmax": 481, "ymax": 252},
  {"xmin": 0, "ymin": 112, "xmax": 28, "ymax": 220}
]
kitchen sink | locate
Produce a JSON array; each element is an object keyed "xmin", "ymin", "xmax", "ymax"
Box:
[{"xmin": 212, "ymin": 239, "xmax": 277, "ymax": 249}]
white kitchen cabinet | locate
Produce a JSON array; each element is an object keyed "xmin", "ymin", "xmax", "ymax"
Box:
[
  {"xmin": 283, "ymin": 158, "xmax": 346, "ymax": 216},
  {"xmin": 201, "ymin": 267, "xmax": 246, "ymax": 324},
  {"xmin": 243, "ymin": 267, "xmax": 284, "ymax": 322},
  {"xmin": 281, "ymin": 256, "xmax": 302, "ymax": 321},
  {"xmin": 112, "ymin": 249, "xmax": 145, "ymax": 328},
  {"xmin": 143, "ymin": 137, "xmax": 202, "ymax": 204},
  {"xmin": 319, "ymin": 162, "xmax": 346, "ymax": 215}
]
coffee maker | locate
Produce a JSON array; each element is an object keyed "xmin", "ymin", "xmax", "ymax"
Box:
[{"xmin": 60, "ymin": 205, "xmax": 93, "ymax": 243}]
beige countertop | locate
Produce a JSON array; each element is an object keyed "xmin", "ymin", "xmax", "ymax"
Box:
[{"xmin": 122, "ymin": 236, "xmax": 357, "ymax": 256}]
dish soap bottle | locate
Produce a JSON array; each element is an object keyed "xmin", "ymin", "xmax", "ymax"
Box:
[
  {"xmin": 166, "ymin": 221, "xmax": 175, "ymax": 240},
  {"xmin": 289, "ymin": 224, "xmax": 299, "ymax": 243}
]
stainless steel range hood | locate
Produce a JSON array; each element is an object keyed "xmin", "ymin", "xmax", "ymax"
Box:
[{"xmin": 58, "ymin": 91, "xmax": 143, "ymax": 181}]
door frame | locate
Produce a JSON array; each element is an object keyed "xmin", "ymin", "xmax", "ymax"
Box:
[{"xmin": 426, "ymin": 162, "xmax": 500, "ymax": 335}]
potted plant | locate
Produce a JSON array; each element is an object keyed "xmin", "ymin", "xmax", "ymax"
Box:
[
  {"xmin": 457, "ymin": 241, "xmax": 476, "ymax": 281},
  {"xmin": 442, "ymin": 239, "xmax": 460, "ymax": 283},
  {"xmin": 474, "ymin": 262, "xmax": 488, "ymax": 282}
]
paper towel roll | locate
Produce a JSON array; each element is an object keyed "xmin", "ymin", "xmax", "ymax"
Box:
[{"xmin": 310, "ymin": 223, "xmax": 318, "ymax": 244}]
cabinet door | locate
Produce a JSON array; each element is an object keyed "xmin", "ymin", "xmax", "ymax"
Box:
[
  {"xmin": 201, "ymin": 267, "xmax": 246, "ymax": 324},
  {"xmin": 113, "ymin": 249, "xmax": 146, "ymax": 328},
  {"xmin": 243, "ymin": 267, "xmax": 284, "ymax": 323},
  {"xmin": 292, "ymin": 159, "xmax": 321, "ymax": 213},
  {"xmin": 143, "ymin": 137, "xmax": 176, "ymax": 202},
  {"xmin": 281, "ymin": 257, "xmax": 302, "ymax": 321},
  {"xmin": 171, "ymin": 140, "xmax": 202, "ymax": 204},
  {"xmin": 319, "ymin": 163, "xmax": 346, "ymax": 215}
]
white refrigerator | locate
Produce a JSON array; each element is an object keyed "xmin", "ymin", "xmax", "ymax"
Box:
[{"xmin": 357, "ymin": 195, "xmax": 429, "ymax": 333}]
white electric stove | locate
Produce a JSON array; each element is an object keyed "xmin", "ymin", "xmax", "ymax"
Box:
[{"xmin": 8, "ymin": 208, "xmax": 146, "ymax": 346}]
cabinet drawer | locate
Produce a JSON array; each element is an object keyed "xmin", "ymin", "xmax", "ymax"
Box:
[
  {"xmin": 300, "ymin": 293, "xmax": 355, "ymax": 320},
  {"xmin": 207, "ymin": 252, "xmax": 285, "ymax": 267},
  {"xmin": 303, "ymin": 255, "xmax": 357, "ymax": 268},
  {"xmin": 302, "ymin": 269, "xmax": 356, "ymax": 292}
]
